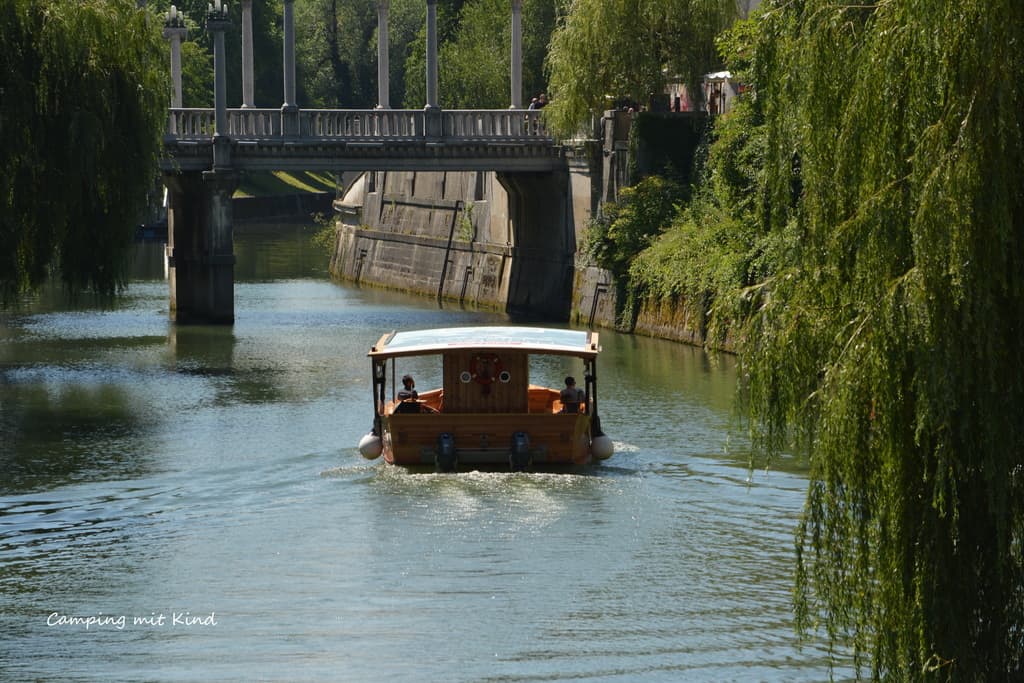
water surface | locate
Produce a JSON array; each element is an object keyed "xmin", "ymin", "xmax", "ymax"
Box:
[{"xmin": 0, "ymin": 224, "xmax": 849, "ymax": 681}]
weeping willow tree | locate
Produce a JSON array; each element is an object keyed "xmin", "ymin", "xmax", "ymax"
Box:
[
  {"xmin": 0, "ymin": 0, "xmax": 167, "ymax": 300},
  {"xmin": 742, "ymin": 0, "xmax": 1024, "ymax": 678},
  {"xmin": 543, "ymin": 0, "xmax": 735, "ymax": 137}
]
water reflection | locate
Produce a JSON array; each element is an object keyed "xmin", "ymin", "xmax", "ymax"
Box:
[
  {"xmin": 0, "ymin": 382, "xmax": 155, "ymax": 493},
  {"xmin": 232, "ymin": 223, "xmax": 328, "ymax": 281},
  {"xmin": 166, "ymin": 325, "xmax": 289, "ymax": 405}
]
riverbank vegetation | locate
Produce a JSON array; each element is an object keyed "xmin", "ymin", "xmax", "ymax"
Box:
[
  {"xmin": 606, "ymin": 2, "xmax": 1023, "ymax": 679},
  {"xmin": 751, "ymin": 3, "xmax": 1022, "ymax": 678},
  {"xmin": 0, "ymin": 0, "xmax": 167, "ymax": 301}
]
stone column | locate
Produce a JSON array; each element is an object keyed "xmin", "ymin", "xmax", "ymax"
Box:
[
  {"xmin": 241, "ymin": 0, "xmax": 255, "ymax": 108},
  {"xmin": 282, "ymin": 0, "xmax": 299, "ymax": 135},
  {"xmin": 510, "ymin": 0, "xmax": 522, "ymax": 109},
  {"xmin": 283, "ymin": 0, "xmax": 297, "ymax": 109},
  {"xmin": 208, "ymin": 7, "xmax": 229, "ymax": 135},
  {"xmin": 376, "ymin": 0, "xmax": 390, "ymax": 109},
  {"xmin": 208, "ymin": 4, "xmax": 232, "ymax": 168},
  {"xmin": 425, "ymin": 0, "xmax": 439, "ymax": 110},
  {"xmin": 162, "ymin": 18, "xmax": 187, "ymax": 109},
  {"xmin": 424, "ymin": 0, "xmax": 441, "ymax": 137}
]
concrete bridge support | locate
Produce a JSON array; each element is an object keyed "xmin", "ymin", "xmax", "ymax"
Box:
[
  {"xmin": 497, "ymin": 170, "xmax": 575, "ymax": 320},
  {"xmin": 329, "ymin": 167, "xmax": 577, "ymax": 321},
  {"xmin": 164, "ymin": 171, "xmax": 239, "ymax": 324}
]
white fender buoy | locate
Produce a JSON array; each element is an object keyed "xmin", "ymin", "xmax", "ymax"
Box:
[
  {"xmin": 358, "ymin": 433, "xmax": 383, "ymax": 460},
  {"xmin": 591, "ymin": 434, "xmax": 614, "ymax": 460}
]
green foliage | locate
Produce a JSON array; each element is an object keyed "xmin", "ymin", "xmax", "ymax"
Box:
[
  {"xmin": 586, "ymin": 175, "xmax": 683, "ymax": 280},
  {"xmin": 458, "ymin": 202, "xmax": 476, "ymax": 241},
  {"xmin": 378, "ymin": 0, "xmax": 425, "ymax": 107},
  {"xmin": 440, "ymin": 0, "xmax": 510, "ymax": 108},
  {"xmin": 629, "ymin": 93, "xmax": 768, "ymax": 344},
  {"xmin": 629, "ymin": 112, "xmax": 710, "ymax": 186},
  {"xmin": 0, "ymin": 0, "xmax": 168, "ymax": 300},
  {"xmin": 520, "ymin": 0, "xmax": 556, "ymax": 103},
  {"xmin": 624, "ymin": 13, "xmax": 769, "ymax": 342},
  {"xmin": 401, "ymin": 18, "xmax": 428, "ymax": 108},
  {"xmin": 740, "ymin": 0, "xmax": 1024, "ymax": 678},
  {"xmin": 297, "ymin": 0, "xmax": 379, "ymax": 107},
  {"xmin": 402, "ymin": 0, "xmax": 555, "ymax": 109},
  {"xmin": 311, "ymin": 219, "xmax": 339, "ymax": 255},
  {"xmin": 237, "ymin": 171, "xmax": 337, "ymax": 197},
  {"xmin": 179, "ymin": 38, "xmax": 213, "ymax": 108},
  {"xmin": 543, "ymin": 0, "xmax": 735, "ymax": 137}
]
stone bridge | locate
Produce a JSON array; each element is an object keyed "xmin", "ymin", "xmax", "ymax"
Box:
[
  {"xmin": 160, "ymin": 0, "xmax": 581, "ymax": 324},
  {"xmin": 162, "ymin": 107, "xmax": 561, "ymax": 173}
]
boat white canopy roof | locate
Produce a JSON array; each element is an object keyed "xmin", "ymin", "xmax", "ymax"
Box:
[{"xmin": 369, "ymin": 326, "xmax": 600, "ymax": 360}]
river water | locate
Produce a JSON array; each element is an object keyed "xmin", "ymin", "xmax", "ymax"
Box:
[{"xmin": 0, "ymin": 225, "xmax": 850, "ymax": 682}]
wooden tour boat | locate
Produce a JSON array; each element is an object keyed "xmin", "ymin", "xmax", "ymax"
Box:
[{"xmin": 357, "ymin": 326, "xmax": 614, "ymax": 471}]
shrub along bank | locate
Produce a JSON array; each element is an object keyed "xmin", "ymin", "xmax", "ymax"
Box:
[{"xmin": 590, "ymin": 87, "xmax": 769, "ymax": 351}]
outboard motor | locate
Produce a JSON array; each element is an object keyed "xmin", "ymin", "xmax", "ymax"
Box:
[
  {"xmin": 436, "ymin": 432, "xmax": 457, "ymax": 472},
  {"xmin": 509, "ymin": 431, "xmax": 531, "ymax": 472}
]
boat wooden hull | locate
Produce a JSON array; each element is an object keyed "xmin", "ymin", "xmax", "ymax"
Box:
[{"xmin": 382, "ymin": 412, "xmax": 593, "ymax": 467}]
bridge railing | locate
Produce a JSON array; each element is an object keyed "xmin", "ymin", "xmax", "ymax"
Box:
[
  {"xmin": 167, "ymin": 108, "xmax": 550, "ymax": 142},
  {"xmin": 443, "ymin": 110, "xmax": 548, "ymax": 139},
  {"xmin": 230, "ymin": 108, "xmax": 283, "ymax": 137},
  {"xmin": 168, "ymin": 109, "xmax": 216, "ymax": 137},
  {"xmin": 305, "ymin": 110, "xmax": 425, "ymax": 139}
]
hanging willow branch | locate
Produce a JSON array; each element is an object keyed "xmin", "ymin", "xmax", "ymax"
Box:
[
  {"xmin": 744, "ymin": 0, "xmax": 1024, "ymax": 679},
  {"xmin": 0, "ymin": 0, "xmax": 168, "ymax": 300}
]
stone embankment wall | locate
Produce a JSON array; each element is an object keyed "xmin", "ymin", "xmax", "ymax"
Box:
[
  {"xmin": 570, "ymin": 111, "xmax": 712, "ymax": 347},
  {"xmin": 330, "ymin": 170, "xmax": 514, "ymax": 309},
  {"xmin": 328, "ymin": 144, "xmax": 597, "ymax": 320},
  {"xmin": 570, "ymin": 265, "xmax": 706, "ymax": 347}
]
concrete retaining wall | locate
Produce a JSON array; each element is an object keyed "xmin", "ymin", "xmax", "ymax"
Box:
[
  {"xmin": 330, "ymin": 164, "xmax": 586, "ymax": 320},
  {"xmin": 570, "ymin": 265, "xmax": 706, "ymax": 346},
  {"xmin": 330, "ymin": 170, "xmax": 514, "ymax": 310}
]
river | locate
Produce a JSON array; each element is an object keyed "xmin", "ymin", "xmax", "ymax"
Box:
[{"xmin": 0, "ymin": 224, "xmax": 851, "ymax": 682}]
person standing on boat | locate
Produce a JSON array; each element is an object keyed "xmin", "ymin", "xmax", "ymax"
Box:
[
  {"xmin": 398, "ymin": 374, "xmax": 418, "ymax": 401},
  {"xmin": 560, "ymin": 376, "xmax": 584, "ymax": 413}
]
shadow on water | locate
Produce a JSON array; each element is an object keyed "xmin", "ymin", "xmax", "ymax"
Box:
[{"xmin": 0, "ymin": 381, "xmax": 156, "ymax": 494}]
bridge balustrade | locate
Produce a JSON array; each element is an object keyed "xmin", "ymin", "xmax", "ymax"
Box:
[
  {"xmin": 168, "ymin": 109, "xmax": 216, "ymax": 137},
  {"xmin": 443, "ymin": 110, "xmax": 547, "ymax": 140},
  {"xmin": 308, "ymin": 110, "xmax": 425, "ymax": 139},
  {"xmin": 167, "ymin": 108, "xmax": 550, "ymax": 143},
  {"xmin": 230, "ymin": 108, "xmax": 282, "ymax": 137}
]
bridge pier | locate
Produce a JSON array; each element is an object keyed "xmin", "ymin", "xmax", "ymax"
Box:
[
  {"xmin": 497, "ymin": 169, "xmax": 575, "ymax": 321},
  {"xmin": 164, "ymin": 170, "xmax": 238, "ymax": 324}
]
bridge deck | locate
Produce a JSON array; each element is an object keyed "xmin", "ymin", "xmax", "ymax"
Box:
[{"xmin": 161, "ymin": 108, "xmax": 564, "ymax": 173}]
